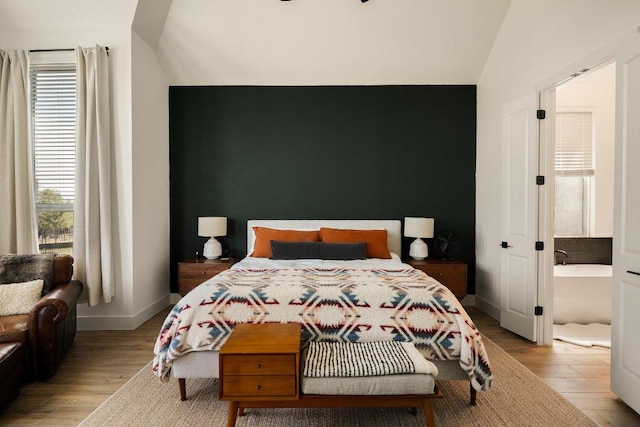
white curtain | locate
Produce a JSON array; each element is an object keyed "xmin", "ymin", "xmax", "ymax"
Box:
[
  {"xmin": 0, "ymin": 50, "xmax": 39, "ymax": 255},
  {"xmin": 74, "ymin": 45, "xmax": 113, "ymax": 305}
]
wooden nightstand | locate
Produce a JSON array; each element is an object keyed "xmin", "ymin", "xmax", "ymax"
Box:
[
  {"xmin": 178, "ymin": 258, "xmax": 237, "ymax": 296},
  {"xmin": 219, "ymin": 323, "xmax": 301, "ymax": 427},
  {"xmin": 405, "ymin": 258, "xmax": 468, "ymax": 299}
]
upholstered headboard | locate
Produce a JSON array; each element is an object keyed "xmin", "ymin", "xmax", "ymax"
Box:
[{"xmin": 246, "ymin": 219, "xmax": 402, "ymax": 256}]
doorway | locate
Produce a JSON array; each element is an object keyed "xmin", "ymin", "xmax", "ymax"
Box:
[
  {"xmin": 549, "ymin": 62, "xmax": 616, "ymax": 348},
  {"xmin": 505, "ymin": 34, "xmax": 640, "ymax": 414}
]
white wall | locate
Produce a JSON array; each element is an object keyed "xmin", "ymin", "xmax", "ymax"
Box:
[
  {"xmin": 79, "ymin": 30, "xmax": 171, "ymax": 330},
  {"xmin": 475, "ymin": 0, "xmax": 640, "ymax": 317},
  {"xmin": 131, "ymin": 29, "xmax": 171, "ymax": 326},
  {"xmin": 0, "ymin": 1, "xmax": 172, "ymax": 330},
  {"xmin": 556, "ymin": 63, "xmax": 616, "ymax": 237}
]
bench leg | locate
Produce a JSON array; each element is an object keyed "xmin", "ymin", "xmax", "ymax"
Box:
[
  {"xmin": 227, "ymin": 401, "xmax": 239, "ymax": 427},
  {"xmin": 179, "ymin": 378, "xmax": 186, "ymax": 401},
  {"xmin": 422, "ymin": 398, "xmax": 435, "ymax": 427}
]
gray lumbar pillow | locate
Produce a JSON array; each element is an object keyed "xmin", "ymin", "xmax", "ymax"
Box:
[{"xmin": 270, "ymin": 241, "xmax": 366, "ymax": 261}]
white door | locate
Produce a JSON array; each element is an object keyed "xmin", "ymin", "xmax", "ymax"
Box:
[
  {"xmin": 500, "ymin": 94, "xmax": 540, "ymax": 342},
  {"xmin": 611, "ymin": 37, "xmax": 640, "ymax": 414}
]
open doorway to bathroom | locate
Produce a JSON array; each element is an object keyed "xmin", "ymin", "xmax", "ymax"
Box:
[{"xmin": 550, "ymin": 61, "xmax": 615, "ymax": 349}]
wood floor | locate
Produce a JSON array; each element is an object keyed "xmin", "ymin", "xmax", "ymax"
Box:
[{"xmin": 1, "ymin": 306, "xmax": 638, "ymax": 426}]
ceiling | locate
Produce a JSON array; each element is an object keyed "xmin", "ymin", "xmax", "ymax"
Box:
[
  {"xmin": 0, "ymin": 0, "xmax": 137, "ymax": 32},
  {"xmin": 155, "ymin": 0, "xmax": 512, "ymax": 85},
  {"xmin": 1, "ymin": 0, "xmax": 513, "ymax": 86}
]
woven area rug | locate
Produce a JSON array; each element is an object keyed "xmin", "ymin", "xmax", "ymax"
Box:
[{"xmin": 79, "ymin": 337, "xmax": 597, "ymax": 427}]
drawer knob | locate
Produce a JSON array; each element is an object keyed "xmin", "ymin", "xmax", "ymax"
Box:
[
  {"xmin": 256, "ymin": 363, "xmax": 261, "ymax": 369},
  {"xmin": 256, "ymin": 384, "xmax": 261, "ymax": 390}
]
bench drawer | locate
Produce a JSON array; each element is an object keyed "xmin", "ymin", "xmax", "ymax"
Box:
[
  {"xmin": 222, "ymin": 355, "xmax": 295, "ymax": 376},
  {"xmin": 222, "ymin": 375, "xmax": 297, "ymax": 397}
]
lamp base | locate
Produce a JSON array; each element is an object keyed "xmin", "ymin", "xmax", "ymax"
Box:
[
  {"xmin": 409, "ymin": 238, "xmax": 429, "ymax": 260},
  {"xmin": 203, "ymin": 237, "xmax": 222, "ymax": 259}
]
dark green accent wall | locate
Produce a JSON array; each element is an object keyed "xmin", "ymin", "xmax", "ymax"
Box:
[{"xmin": 169, "ymin": 85, "xmax": 476, "ymax": 293}]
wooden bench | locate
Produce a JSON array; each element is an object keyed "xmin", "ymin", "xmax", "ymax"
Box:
[
  {"xmin": 235, "ymin": 384, "xmax": 443, "ymax": 427},
  {"xmin": 219, "ymin": 324, "xmax": 442, "ymax": 427}
]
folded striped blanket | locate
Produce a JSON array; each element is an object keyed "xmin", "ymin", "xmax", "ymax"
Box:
[{"xmin": 303, "ymin": 341, "xmax": 438, "ymax": 378}]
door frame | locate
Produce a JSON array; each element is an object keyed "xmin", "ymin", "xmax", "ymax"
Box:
[
  {"xmin": 538, "ymin": 57, "xmax": 614, "ymax": 345},
  {"xmin": 537, "ymin": 88, "xmax": 555, "ymax": 346},
  {"xmin": 534, "ymin": 30, "xmax": 636, "ymax": 345}
]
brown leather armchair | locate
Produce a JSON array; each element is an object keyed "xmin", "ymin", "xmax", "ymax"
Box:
[{"xmin": 0, "ymin": 254, "xmax": 82, "ymax": 380}]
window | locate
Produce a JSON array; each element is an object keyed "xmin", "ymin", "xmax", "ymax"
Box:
[
  {"xmin": 554, "ymin": 111, "xmax": 595, "ymax": 237},
  {"xmin": 30, "ymin": 52, "xmax": 76, "ymax": 254}
]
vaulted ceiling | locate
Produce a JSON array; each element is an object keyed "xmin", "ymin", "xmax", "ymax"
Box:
[
  {"xmin": 154, "ymin": 0, "xmax": 511, "ymax": 85},
  {"xmin": 1, "ymin": 0, "xmax": 512, "ymax": 85}
]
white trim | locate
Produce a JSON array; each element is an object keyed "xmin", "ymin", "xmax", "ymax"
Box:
[
  {"xmin": 77, "ymin": 295, "xmax": 170, "ymax": 331},
  {"xmin": 535, "ymin": 28, "xmax": 637, "ymax": 92},
  {"xmin": 536, "ymin": 32, "xmax": 636, "ymax": 346},
  {"xmin": 474, "ymin": 295, "xmax": 500, "ymax": 320},
  {"xmin": 459, "ymin": 294, "xmax": 475, "ymax": 307},
  {"xmin": 538, "ymin": 88, "xmax": 556, "ymax": 346},
  {"xmin": 170, "ymin": 293, "xmax": 182, "ymax": 304}
]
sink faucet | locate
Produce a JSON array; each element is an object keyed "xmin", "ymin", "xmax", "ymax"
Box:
[{"xmin": 554, "ymin": 249, "xmax": 568, "ymax": 265}]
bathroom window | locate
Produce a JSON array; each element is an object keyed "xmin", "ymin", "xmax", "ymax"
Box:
[{"xmin": 554, "ymin": 111, "xmax": 595, "ymax": 237}]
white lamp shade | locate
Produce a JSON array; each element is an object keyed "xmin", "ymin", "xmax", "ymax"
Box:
[
  {"xmin": 404, "ymin": 217, "xmax": 434, "ymax": 238},
  {"xmin": 198, "ymin": 216, "xmax": 227, "ymax": 237}
]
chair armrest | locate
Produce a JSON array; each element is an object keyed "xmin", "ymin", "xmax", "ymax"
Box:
[
  {"xmin": 29, "ymin": 280, "xmax": 83, "ymax": 325},
  {"xmin": 28, "ymin": 280, "xmax": 82, "ymax": 378}
]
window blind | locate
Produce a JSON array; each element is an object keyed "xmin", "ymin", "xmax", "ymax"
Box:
[
  {"xmin": 30, "ymin": 64, "xmax": 76, "ymax": 206},
  {"xmin": 555, "ymin": 111, "xmax": 595, "ymax": 176}
]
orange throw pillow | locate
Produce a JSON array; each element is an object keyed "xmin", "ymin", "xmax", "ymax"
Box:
[
  {"xmin": 319, "ymin": 228, "xmax": 391, "ymax": 259},
  {"xmin": 251, "ymin": 227, "xmax": 320, "ymax": 258}
]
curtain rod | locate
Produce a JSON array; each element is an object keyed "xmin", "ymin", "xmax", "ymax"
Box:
[{"xmin": 30, "ymin": 47, "xmax": 110, "ymax": 55}]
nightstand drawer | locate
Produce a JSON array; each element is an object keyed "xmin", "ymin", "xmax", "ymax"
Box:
[
  {"xmin": 178, "ymin": 259, "xmax": 236, "ymax": 296},
  {"xmin": 428, "ymin": 267, "xmax": 466, "ymax": 285},
  {"xmin": 405, "ymin": 258, "xmax": 468, "ymax": 298},
  {"xmin": 179, "ymin": 263, "xmax": 227, "ymax": 278},
  {"xmin": 222, "ymin": 375, "xmax": 297, "ymax": 397},
  {"xmin": 222, "ymin": 355, "xmax": 295, "ymax": 376},
  {"xmin": 427, "ymin": 267, "xmax": 466, "ymax": 298}
]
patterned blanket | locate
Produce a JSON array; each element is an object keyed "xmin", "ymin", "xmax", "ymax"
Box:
[{"xmin": 152, "ymin": 267, "xmax": 493, "ymax": 390}]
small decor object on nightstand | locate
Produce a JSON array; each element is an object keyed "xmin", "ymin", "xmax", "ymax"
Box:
[
  {"xmin": 434, "ymin": 228, "xmax": 462, "ymax": 261},
  {"xmin": 404, "ymin": 217, "xmax": 434, "ymax": 260},
  {"xmin": 198, "ymin": 216, "xmax": 227, "ymax": 259}
]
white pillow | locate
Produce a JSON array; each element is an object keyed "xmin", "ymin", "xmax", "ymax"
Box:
[{"xmin": 0, "ymin": 279, "xmax": 44, "ymax": 316}]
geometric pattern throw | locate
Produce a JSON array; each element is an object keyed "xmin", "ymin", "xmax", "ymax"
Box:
[{"xmin": 152, "ymin": 267, "xmax": 493, "ymax": 391}]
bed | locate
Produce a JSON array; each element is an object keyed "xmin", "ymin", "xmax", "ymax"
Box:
[{"xmin": 153, "ymin": 220, "xmax": 492, "ymax": 403}]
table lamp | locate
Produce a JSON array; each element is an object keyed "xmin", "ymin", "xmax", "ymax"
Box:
[
  {"xmin": 198, "ymin": 216, "xmax": 227, "ymax": 259},
  {"xmin": 404, "ymin": 217, "xmax": 434, "ymax": 260}
]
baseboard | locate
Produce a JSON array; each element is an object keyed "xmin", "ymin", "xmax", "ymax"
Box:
[
  {"xmin": 77, "ymin": 295, "xmax": 171, "ymax": 331},
  {"xmin": 474, "ymin": 296, "xmax": 500, "ymax": 320},
  {"xmin": 460, "ymin": 294, "xmax": 475, "ymax": 307},
  {"xmin": 170, "ymin": 293, "xmax": 181, "ymax": 304}
]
